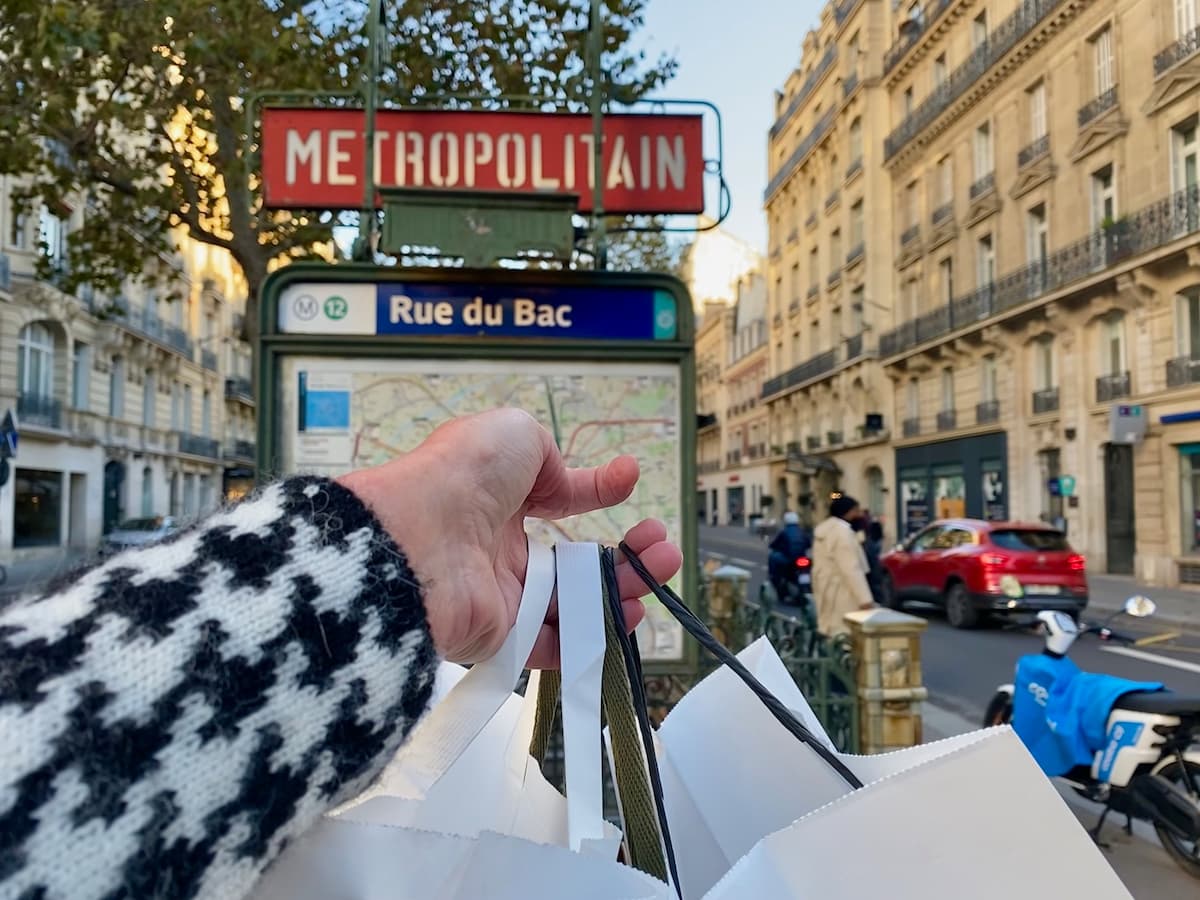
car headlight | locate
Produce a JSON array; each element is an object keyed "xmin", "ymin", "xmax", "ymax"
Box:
[{"xmin": 1000, "ymin": 575, "xmax": 1024, "ymax": 599}]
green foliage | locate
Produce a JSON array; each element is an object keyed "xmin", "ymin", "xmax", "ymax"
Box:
[
  {"xmin": 0, "ymin": 0, "xmax": 676, "ymax": 317},
  {"xmin": 604, "ymin": 217, "xmax": 685, "ymax": 276}
]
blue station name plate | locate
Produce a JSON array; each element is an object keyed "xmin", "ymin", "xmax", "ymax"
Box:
[{"xmin": 277, "ymin": 281, "xmax": 679, "ymax": 341}]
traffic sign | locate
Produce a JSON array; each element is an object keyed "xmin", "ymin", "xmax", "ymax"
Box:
[
  {"xmin": 0, "ymin": 409, "xmax": 18, "ymax": 460},
  {"xmin": 1047, "ymin": 478, "xmax": 1062, "ymax": 497},
  {"xmin": 1058, "ymin": 475, "xmax": 1077, "ymax": 497}
]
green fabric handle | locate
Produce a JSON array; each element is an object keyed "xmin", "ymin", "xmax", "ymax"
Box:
[{"xmin": 529, "ymin": 551, "xmax": 667, "ymax": 882}]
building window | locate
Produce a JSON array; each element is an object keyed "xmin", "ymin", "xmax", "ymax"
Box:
[
  {"xmin": 201, "ymin": 390, "xmax": 211, "ymax": 437},
  {"xmin": 941, "ymin": 367, "xmax": 955, "ymax": 411},
  {"xmin": 939, "ymin": 256, "xmax": 954, "ymax": 304},
  {"xmin": 1027, "ymin": 204, "xmax": 1049, "ymax": 264},
  {"xmin": 1181, "ymin": 448, "xmax": 1200, "ymax": 552},
  {"xmin": 38, "ymin": 208, "xmax": 67, "ymax": 272},
  {"xmin": 972, "ymin": 11, "xmax": 989, "ymax": 47},
  {"xmin": 1173, "ymin": 117, "xmax": 1198, "ymax": 191},
  {"xmin": 789, "ymin": 263, "xmax": 799, "ymax": 304},
  {"xmin": 937, "ymin": 155, "xmax": 953, "ymax": 205},
  {"xmin": 905, "ymin": 180, "xmax": 919, "ymax": 227},
  {"xmin": 849, "ymin": 118, "xmax": 863, "ymax": 165},
  {"xmin": 809, "ymin": 246, "xmax": 819, "ymax": 289},
  {"xmin": 17, "ymin": 323, "xmax": 54, "ymax": 398},
  {"xmin": 143, "ymin": 370, "xmax": 156, "ymax": 427},
  {"xmin": 933, "ymin": 53, "xmax": 948, "ymax": 87},
  {"xmin": 1091, "ymin": 165, "xmax": 1116, "ymax": 226},
  {"xmin": 9, "ymin": 202, "xmax": 26, "ymax": 248},
  {"xmin": 1178, "ymin": 0, "xmax": 1198, "ymax": 39},
  {"xmin": 1092, "ymin": 25, "xmax": 1115, "ymax": 95},
  {"xmin": 1101, "ymin": 314, "xmax": 1126, "ymax": 375},
  {"xmin": 141, "ymin": 466, "xmax": 154, "ymax": 517},
  {"xmin": 1035, "ymin": 336, "xmax": 1056, "ymax": 390},
  {"xmin": 184, "ymin": 473, "xmax": 197, "ymax": 517},
  {"xmin": 171, "ymin": 382, "xmax": 182, "ymax": 430},
  {"xmin": 849, "ymin": 200, "xmax": 864, "ymax": 246},
  {"xmin": 1176, "ymin": 291, "xmax": 1200, "ymax": 358},
  {"xmin": 974, "ymin": 122, "xmax": 994, "ymax": 178},
  {"xmin": 848, "ymin": 31, "xmax": 861, "ymax": 73},
  {"xmin": 903, "ymin": 86, "xmax": 914, "ymax": 116},
  {"xmin": 976, "ymin": 234, "xmax": 996, "ymax": 287},
  {"xmin": 830, "ymin": 229, "xmax": 842, "ymax": 270},
  {"xmin": 810, "ymin": 319, "xmax": 820, "ymax": 356},
  {"xmin": 183, "ymin": 384, "xmax": 193, "ymax": 433},
  {"xmin": 1028, "ymin": 81, "xmax": 1047, "ymax": 141},
  {"xmin": 13, "ymin": 468, "xmax": 62, "ymax": 548},
  {"xmin": 809, "ymin": 177, "xmax": 818, "ymax": 218},
  {"xmin": 906, "ymin": 378, "xmax": 920, "ymax": 419},
  {"xmin": 981, "ymin": 355, "xmax": 998, "ymax": 401},
  {"xmin": 109, "ymin": 356, "xmax": 125, "ymax": 418},
  {"xmin": 71, "ymin": 342, "xmax": 90, "ymax": 410},
  {"xmin": 850, "ymin": 285, "xmax": 865, "ymax": 334}
]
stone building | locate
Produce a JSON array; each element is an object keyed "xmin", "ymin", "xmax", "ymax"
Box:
[
  {"xmin": 0, "ymin": 175, "xmax": 256, "ymax": 559},
  {"xmin": 875, "ymin": 0, "xmax": 1200, "ymax": 585},
  {"xmin": 764, "ymin": 0, "xmax": 895, "ymax": 533}
]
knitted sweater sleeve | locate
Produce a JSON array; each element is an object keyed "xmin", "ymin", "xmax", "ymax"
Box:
[{"xmin": 0, "ymin": 476, "xmax": 438, "ymax": 900}]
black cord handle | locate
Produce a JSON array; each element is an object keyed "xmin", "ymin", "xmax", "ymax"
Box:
[{"xmin": 619, "ymin": 542, "xmax": 864, "ymax": 791}]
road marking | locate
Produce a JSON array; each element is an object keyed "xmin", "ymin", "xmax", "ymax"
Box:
[
  {"xmin": 730, "ymin": 557, "xmax": 758, "ymax": 568},
  {"xmin": 1101, "ymin": 644, "xmax": 1200, "ymax": 675},
  {"xmin": 1134, "ymin": 630, "xmax": 1182, "ymax": 647}
]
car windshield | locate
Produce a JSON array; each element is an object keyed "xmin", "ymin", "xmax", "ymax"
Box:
[
  {"xmin": 116, "ymin": 517, "xmax": 165, "ymax": 531},
  {"xmin": 989, "ymin": 529, "xmax": 1070, "ymax": 552}
]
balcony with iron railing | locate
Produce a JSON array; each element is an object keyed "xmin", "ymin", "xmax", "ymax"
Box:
[
  {"xmin": 770, "ymin": 45, "xmax": 837, "ymax": 139},
  {"xmin": 1032, "ymin": 387, "xmax": 1060, "ymax": 415},
  {"xmin": 878, "ymin": 183, "xmax": 1200, "ymax": 360},
  {"xmin": 1096, "ymin": 371, "xmax": 1131, "ymax": 402},
  {"xmin": 845, "ymin": 332, "xmax": 864, "ymax": 360},
  {"xmin": 826, "ymin": 189, "xmax": 840, "ymax": 210},
  {"xmin": 807, "ymin": 284, "xmax": 820, "ymax": 299},
  {"xmin": 826, "ymin": 430, "xmax": 844, "ymax": 446},
  {"xmin": 969, "ymin": 172, "xmax": 996, "ymax": 200},
  {"xmin": 1078, "ymin": 86, "xmax": 1119, "ymax": 128},
  {"xmin": 17, "ymin": 393, "xmax": 63, "ymax": 429},
  {"xmin": 900, "ymin": 224, "xmax": 921, "ymax": 248},
  {"xmin": 902, "ymin": 417, "xmax": 921, "ymax": 438},
  {"xmin": 225, "ymin": 376, "xmax": 254, "ymax": 404},
  {"xmin": 845, "ymin": 158, "xmax": 863, "ymax": 181},
  {"xmin": 827, "ymin": 268, "xmax": 842, "ymax": 288},
  {"xmin": 806, "ymin": 435, "xmax": 822, "ymax": 451},
  {"xmin": 1156, "ymin": 25, "xmax": 1200, "ymax": 76},
  {"xmin": 698, "ymin": 460, "xmax": 722, "ymax": 475},
  {"xmin": 178, "ymin": 433, "xmax": 220, "ymax": 458},
  {"xmin": 884, "ymin": 0, "xmax": 1070, "ymax": 159},
  {"xmin": 766, "ymin": 107, "xmax": 838, "ymax": 201},
  {"xmin": 1017, "ymin": 134, "xmax": 1050, "ymax": 169},
  {"xmin": 727, "ymin": 449, "xmax": 742, "ymax": 466},
  {"xmin": 936, "ymin": 409, "xmax": 957, "ymax": 431},
  {"xmin": 846, "ymin": 242, "xmax": 865, "ymax": 267},
  {"xmin": 0, "ymin": 253, "xmax": 10, "ymax": 291},
  {"xmin": 774, "ymin": 313, "xmax": 784, "ymax": 327},
  {"xmin": 976, "ymin": 400, "xmax": 1000, "ymax": 424},
  {"xmin": 883, "ymin": 0, "xmax": 956, "ymax": 75},
  {"xmin": 787, "ymin": 227, "xmax": 800, "ymax": 244},
  {"xmin": 201, "ymin": 349, "xmax": 218, "ymax": 371},
  {"xmin": 747, "ymin": 442, "xmax": 767, "ymax": 460},
  {"xmin": 805, "ymin": 211, "xmax": 818, "ymax": 230},
  {"xmin": 232, "ymin": 312, "xmax": 246, "ymax": 336},
  {"xmin": 788, "ymin": 299, "xmax": 801, "ymax": 315},
  {"xmin": 932, "ymin": 202, "xmax": 954, "ymax": 225},
  {"xmin": 834, "ymin": 0, "xmax": 862, "ymax": 26},
  {"xmin": 1167, "ymin": 356, "xmax": 1200, "ymax": 388},
  {"xmin": 842, "ymin": 70, "xmax": 860, "ymax": 98},
  {"xmin": 224, "ymin": 439, "xmax": 256, "ymax": 462},
  {"xmin": 761, "ymin": 348, "xmax": 840, "ymax": 398},
  {"xmin": 786, "ymin": 440, "xmax": 803, "ymax": 456}
]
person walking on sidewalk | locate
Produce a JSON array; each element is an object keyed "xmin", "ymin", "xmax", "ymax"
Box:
[{"xmin": 812, "ymin": 495, "xmax": 876, "ymax": 638}]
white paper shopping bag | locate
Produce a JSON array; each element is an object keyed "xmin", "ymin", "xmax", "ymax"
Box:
[{"xmin": 704, "ymin": 727, "xmax": 1132, "ymax": 899}]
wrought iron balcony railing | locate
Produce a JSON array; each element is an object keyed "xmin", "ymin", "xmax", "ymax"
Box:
[
  {"xmin": 179, "ymin": 433, "xmax": 220, "ymax": 458},
  {"xmin": 766, "ymin": 107, "xmax": 838, "ymax": 201},
  {"xmin": 1167, "ymin": 356, "xmax": 1200, "ymax": 388},
  {"xmin": 806, "ymin": 435, "xmax": 822, "ymax": 450},
  {"xmin": 884, "ymin": 0, "xmax": 1070, "ymax": 159},
  {"xmin": 201, "ymin": 349, "xmax": 218, "ymax": 371},
  {"xmin": 932, "ymin": 202, "xmax": 954, "ymax": 225},
  {"xmin": 883, "ymin": 0, "xmax": 956, "ymax": 74},
  {"xmin": 225, "ymin": 376, "xmax": 254, "ymax": 403},
  {"xmin": 826, "ymin": 189, "xmax": 841, "ymax": 210},
  {"xmin": 761, "ymin": 348, "xmax": 840, "ymax": 398},
  {"xmin": 826, "ymin": 430, "xmax": 844, "ymax": 446},
  {"xmin": 900, "ymin": 224, "xmax": 921, "ymax": 247},
  {"xmin": 1078, "ymin": 86, "xmax": 1118, "ymax": 128},
  {"xmin": 1095, "ymin": 371, "xmax": 1131, "ymax": 402},
  {"xmin": 845, "ymin": 158, "xmax": 863, "ymax": 181},
  {"xmin": 1017, "ymin": 134, "xmax": 1050, "ymax": 168},
  {"xmin": 845, "ymin": 333, "xmax": 864, "ymax": 360},
  {"xmin": 0, "ymin": 253, "xmax": 10, "ymax": 291},
  {"xmin": 224, "ymin": 439, "xmax": 256, "ymax": 461},
  {"xmin": 842, "ymin": 70, "xmax": 860, "ymax": 97},
  {"xmin": 1032, "ymin": 387, "xmax": 1060, "ymax": 415},
  {"xmin": 1155, "ymin": 26, "xmax": 1200, "ymax": 77},
  {"xmin": 17, "ymin": 392, "xmax": 63, "ymax": 429},
  {"xmin": 846, "ymin": 242, "xmax": 865, "ymax": 266},
  {"xmin": 969, "ymin": 172, "xmax": 996, "ymax": 200},
  {"xmin": 771, "ymin": 45, "xmax": 837, "ymax": 138},
  {"xmin": 936, "ymin": 409, "xmax": 957, "ymax": 431},
  {"xmin": 902, "ymin": 417, "xmax": 921, "ymax": 437},
  {"xmin": 976, "ymin": 400, "xmax": 1000, "ymax": 424},
  {"xmin": 878, "ymin": 184, "xmax": 1200, "ymax": 359}
]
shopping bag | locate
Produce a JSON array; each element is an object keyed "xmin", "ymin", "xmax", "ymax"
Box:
[
  {"xmin": 256, "ymin": 541, "xmax": 661, "ymax": 900},
  {"xmin": 616, "ymin": 543, "xmax": 1133, "ymax": 900}
]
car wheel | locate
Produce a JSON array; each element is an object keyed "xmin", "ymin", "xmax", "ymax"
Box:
[
  {"xmin": 944, "ymin": 582, "xmax": 980, "ymax": 629},
  {"xmin": 880, "ymin": 573, "xmax": 901, "ymax": 610}
]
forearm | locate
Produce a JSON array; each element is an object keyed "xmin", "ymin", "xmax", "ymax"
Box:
[{"xmin": 0, "ymin": 477, "xmax": 437, "ymax": 900}]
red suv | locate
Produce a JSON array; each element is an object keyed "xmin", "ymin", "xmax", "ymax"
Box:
[{"xmin": 880, "ymin": 519, "xmax": 1088, "ymax": 629}]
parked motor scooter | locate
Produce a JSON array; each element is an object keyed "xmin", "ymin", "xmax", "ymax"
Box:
[{"xmin": 983, "ymin": 597, "xmax": 1200, "ymax": 878}]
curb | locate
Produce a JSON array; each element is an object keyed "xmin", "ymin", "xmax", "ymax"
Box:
[{"xmin": 922, "ymin": 701, "xmax": 1165, "ymax": 849}]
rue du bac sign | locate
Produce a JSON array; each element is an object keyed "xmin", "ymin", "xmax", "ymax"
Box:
[{"xmin": 260, "ymin": 107, "xmax": 705, "ymax": 215}]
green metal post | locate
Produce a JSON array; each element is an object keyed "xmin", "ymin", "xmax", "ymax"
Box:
[
  {"xmin": 589, "ymin": 0, "xmax": 607, "ymax": 270},
  {"xmin": 354, "ymin": 0, "xmax": 383, "ymax": 262}
]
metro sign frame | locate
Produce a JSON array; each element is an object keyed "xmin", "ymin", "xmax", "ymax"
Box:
[{"xmin": 260, "ymin": 106, "xmax": 706, "ymax": 215}]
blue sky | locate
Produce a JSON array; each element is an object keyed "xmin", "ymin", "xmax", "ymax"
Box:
[{"xmin": 641, "ymin": 0, "xmax": 823, "ymax": 251}]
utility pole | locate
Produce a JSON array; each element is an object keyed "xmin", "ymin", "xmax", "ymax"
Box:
[
  {"xmin": 354, "ymin": 0, "xmax": 383, "ymax": 262},
  {"xmin": 589, "ymin": 0, "xmax": 607, "ymax": 270}
]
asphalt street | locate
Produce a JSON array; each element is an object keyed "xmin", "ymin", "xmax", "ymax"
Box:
[{"xmin": 700, "ymin": 523, "xmax": 1200, "ymax": 898}]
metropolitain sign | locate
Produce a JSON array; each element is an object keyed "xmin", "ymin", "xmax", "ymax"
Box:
[{"xmin": 260, "ymin": 107, "xmax": 705, "ymax": 215}]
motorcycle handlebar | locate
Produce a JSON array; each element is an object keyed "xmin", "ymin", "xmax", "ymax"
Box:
[{"xmin": 1082, "ymin": 623, "xmax": 1138, "ymax": 645}]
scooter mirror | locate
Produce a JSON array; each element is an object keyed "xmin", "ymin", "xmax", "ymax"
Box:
[{"xmin": 1123, "ymin": 595, "xmax": 1156, "ymax": 618}]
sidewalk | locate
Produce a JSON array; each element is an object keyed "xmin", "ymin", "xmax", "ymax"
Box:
[
  {"xmin": 923, "ymin": 702, "xmax": 1195, "ymax": 898},
  {"xmin": 0, "ymin": 550, "xmax": 89, "ymax": 605},
  {"xmin": 1087, "ymin": 574, "xmax": 1200, "ymax": 631}
]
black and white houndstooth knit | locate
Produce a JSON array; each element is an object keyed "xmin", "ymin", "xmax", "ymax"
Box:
[{"xmin": 0, "ymin": 477, "xmax": 439, "ymax": 900}]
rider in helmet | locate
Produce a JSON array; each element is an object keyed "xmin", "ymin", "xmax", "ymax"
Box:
[{"xmin": 768, "ymin": 511, "xmax": 811, "ymax": 602}]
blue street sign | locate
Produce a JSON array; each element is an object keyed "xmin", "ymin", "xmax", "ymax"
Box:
[
  {"xmin": 0, "ymin": 409, "xmax": 17, "ymax": 460},
  {"xmin": 1047, "ymin": 477, "xmax": 1062, "ymax": 497}
]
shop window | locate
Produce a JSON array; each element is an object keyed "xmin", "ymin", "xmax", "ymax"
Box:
[
  {"xmin": 141, "ymin": 466, "xmax": 154, "ymax": 516},
  {"xmin": 982, "ymin": 460, "xmax": 1007, "ymax": 520},
  {"xmin": 14, "ymin": 468, "xmax": 63, "ymax": 547},
  {"xmin": 900, "ymin": 469, "xmax": 930, "ymax": 536},
  {"xmin": 1181, "ymin": 448, "xmax": 1200, "ymax": 553},
  {"xmin": 934, "ymin": 464, "xmax": 965, "ymax": 519}
]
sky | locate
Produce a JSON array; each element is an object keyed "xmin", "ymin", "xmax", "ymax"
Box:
[{"xmin": 640, "ymin": 0, "xmax": 824, "ymax": 252}]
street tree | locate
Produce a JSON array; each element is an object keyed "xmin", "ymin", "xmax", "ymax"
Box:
[{"xmin": 0, "ymin": 0, "xmax": 677, "ymax": 331}]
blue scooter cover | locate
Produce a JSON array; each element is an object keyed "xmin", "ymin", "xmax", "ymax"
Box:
[{"xmin": 1011, "ymin": 653, "xmax": 1163, "ymax": 777}]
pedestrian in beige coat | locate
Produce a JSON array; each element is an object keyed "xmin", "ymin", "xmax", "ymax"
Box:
[{"xmin": 812, "ymin": 495, "xmax": 877, "ymax": 637}]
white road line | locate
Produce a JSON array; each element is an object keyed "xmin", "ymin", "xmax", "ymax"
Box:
[
  {"xmin": 1101, "ymin": 644, "xmax": 1200, "ymax": 675},
  {"xmin": 730, "ymin": 557, "xmax": 758, "ymax": 568}
]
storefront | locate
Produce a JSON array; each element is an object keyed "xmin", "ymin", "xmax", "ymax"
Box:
[{"xmin": 894, "ymin": 432, "xmax": 1008, "ymax": 537}]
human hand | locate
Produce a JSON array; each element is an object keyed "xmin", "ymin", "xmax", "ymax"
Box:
[{"xmin": 339, "ymin": 408, "xmax": 683, "ymax": 667}]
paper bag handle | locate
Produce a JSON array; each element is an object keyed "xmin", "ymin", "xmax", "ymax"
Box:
[
  {"xmin": 618, "ymin": 542, "xmax": 865, "ymax": 791},
  {"xmin": 382, "ymin": 538, "xmax": 557, "ymax": 798}
]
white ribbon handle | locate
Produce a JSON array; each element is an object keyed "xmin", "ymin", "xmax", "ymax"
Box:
[
  {"xmin": 555, "ymin": 541, "xmax": 608, "ymax": 853},
  {"xmin": 382, "ymin": 538, "xmax": 556, "ymax": 798}
]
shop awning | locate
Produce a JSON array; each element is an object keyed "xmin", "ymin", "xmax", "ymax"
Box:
[{"xmin": 785, "ymin": 454, "xmax": 842, "ymax": 476}]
